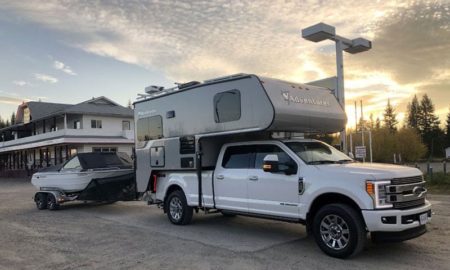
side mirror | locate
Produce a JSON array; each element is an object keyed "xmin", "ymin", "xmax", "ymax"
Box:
[{"xmin": 263, "ymin": 154, "xmax": 280, "ymax": 173}]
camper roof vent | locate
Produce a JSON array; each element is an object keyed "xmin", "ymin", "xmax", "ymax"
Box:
[
  {"xmin": 177, "ymin": 81, "xmax": 201, "ymax": 89},
  {"xmin": 204, "ymin": 73, "xmax": 249, "ymax": 84},
  {"xmin": 145, "ymin": 85, "xmax": 165, "ymax": 94}
]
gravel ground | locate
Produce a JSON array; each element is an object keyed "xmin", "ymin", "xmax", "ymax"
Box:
[{"xmin": 0, "ymin": 177, "xmax": 449, "ymax": 270}]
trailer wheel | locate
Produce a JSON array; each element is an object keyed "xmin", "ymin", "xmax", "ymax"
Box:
[
  {"xmin": 312, "ymin": 203, "xmax": 366, "ymax": 258},
  {"xmin": 166, "ymin": 190, "xmax": 193, "ymax": 225},
  {"xmin": 47, "ymin": 194, "xmax": 60, "ymax": 211},
  {"xmin": 35, "ymin": 193, "xmax": 47, "ymax": 210}
]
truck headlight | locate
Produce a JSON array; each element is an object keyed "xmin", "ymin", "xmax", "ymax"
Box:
[{"xmin": 366, "ymin": 180, "xmax": 393, "ymax": 209}]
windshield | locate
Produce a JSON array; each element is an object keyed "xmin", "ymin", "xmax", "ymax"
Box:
[{"xmin": 284, "ymin": 141, "xmax": 353, "ymax": 165}]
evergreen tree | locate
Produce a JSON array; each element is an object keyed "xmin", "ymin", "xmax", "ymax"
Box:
[
  {"xmin": 445, "ymin": 108, "xmax": 450, "ymax": 148},
  {"xmin": 406, "ymin": 95, "xmax": 420, "ymax": 129},
  {"xmin": 383, "ymin": 99, "xmax": 398, "ymax": 133},
  {"xmin": 418, "ymin": 94, "xmax": 440, "ymax": 134},
  {"xmin": 375, "ymin": 117, "xmax": 381, "ymax": 129},
  {"xmin": 10, "ymin": 112, "xmax": 16, "ymax": 126},
  {"xmin": 418, "ymin": 94, "xmax": 443, "ymax": 157}
]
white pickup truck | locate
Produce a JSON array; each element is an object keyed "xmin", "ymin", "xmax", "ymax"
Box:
[{"xmin": 153, "ymin": 139, "xmax": 431, "ymax": 258}]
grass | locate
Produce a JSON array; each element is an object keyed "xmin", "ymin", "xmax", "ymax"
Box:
[{"xmin": 425, "ymin": 172, "xmax": 450, "ymax": 195}]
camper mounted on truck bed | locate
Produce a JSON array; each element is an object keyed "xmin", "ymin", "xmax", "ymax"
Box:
[{"xmin": 133, "ymin": 73, "xmax": 431, "ymax": 258}]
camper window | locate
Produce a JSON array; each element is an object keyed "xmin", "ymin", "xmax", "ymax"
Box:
[
  {"xmin": 136, "ymin": 115, "xmax": 163, "ymax": 148},
  {"xmin": 214, "ymin": 90, "xmax": 241, "ymax": 123}
]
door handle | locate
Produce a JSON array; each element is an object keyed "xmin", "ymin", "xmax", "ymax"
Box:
[
  {"xmin": 249, "ymin": 176, "xmax": 258, "ymax": 181},
  {"xmin": 216, "ymin": 175, "xmax": 224, "ymax": 180}
]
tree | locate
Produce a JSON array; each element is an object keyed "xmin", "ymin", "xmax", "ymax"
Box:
[
  {"xmin": 383, "ymin": 99, "xmax": 398, "ymax": 133},
  {"xmin": 375, "ymin": 117, "xmax": 381, "ymax": 129},
  {"xmin": 445, "ymin": 108, "xmax": 450, "ymax": 148},
  {"xmin": 418, "ymin": 94, "xmax": 440, "ymax": 134},
  {"xmin": 368, "ymin": 113, "xmax": 374, "ymax": 130},
  {"xmin": 10, "ymin": 112, "xmax": 16, "ymax": 126},
  {"xmin": 406, "ymin": 95, "xmax": 420, "ymax": 129},
  {"xmin": 418, "ymin": 94, "xmax": 442, "ymax": 157}
]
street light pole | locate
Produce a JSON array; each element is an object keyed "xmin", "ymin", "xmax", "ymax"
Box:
[
  {"xmin": 302, "ymin": 23, "xmax": 372, "ymax": 154},
  {"xmin": 335, "ymin": 39, "xmax": 346, "ymax": 152}
]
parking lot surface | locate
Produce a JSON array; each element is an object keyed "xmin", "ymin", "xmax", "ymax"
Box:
[{"xmin": 0, "ymin": 178, "xmax": 449, "ymax": 270}]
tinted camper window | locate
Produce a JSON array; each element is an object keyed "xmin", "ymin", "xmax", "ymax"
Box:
[
  {"xmin": 214, "ymin": 90, "xmax": 241, "ymax": 123},
  {"xmin": 136, "ymin": 115, "xmax": 163, "ymax": 148}
]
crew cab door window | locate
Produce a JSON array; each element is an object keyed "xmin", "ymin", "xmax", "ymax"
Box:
[
  {"xmin": 222, "ymin": 145, "xmax": 254, "ymax": 169},
  {"xmin": 254, "ymin": 145, "xmax": 297, "ymax": 173}
]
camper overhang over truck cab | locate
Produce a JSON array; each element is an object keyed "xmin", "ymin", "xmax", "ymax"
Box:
[{"xmin": 133, "ymin": 74, "xmax": 431, "ymax": 258}]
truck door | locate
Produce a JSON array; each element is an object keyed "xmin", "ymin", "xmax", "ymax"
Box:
[
  {"xmin": 214, "ymin": 145, "xmax": 253, "ymax": 213},
  {"xmin": 247, "ymin": 144, "xmax": 300, "ymax": 218}
]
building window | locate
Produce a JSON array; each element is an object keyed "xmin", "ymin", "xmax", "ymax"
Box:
[
  {"xmin": 213, "ymin": 90, "xmax": 241, "ymax": 123},
  {"xmin": 74, "ymin": 120, "xmax": 81, "ymax": 129},
  {"xmin": 92, "ymin": 147, "xmax": 117, "ymax": 153},
  {"xmin": 122, "ymin": 120, "xmax": 131, "ymax": 131},
  {"xmin": 91, "ymin": 119, "xmax": 102, "ymax": 129},
  {"xmin": 136, "ymin": 115, "xmax": 163, "ymax": 148}
]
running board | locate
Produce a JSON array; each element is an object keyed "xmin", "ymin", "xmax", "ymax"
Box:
[{"xmin": 221, "ymin": 210, "xmax": 305, "ymax": 224}]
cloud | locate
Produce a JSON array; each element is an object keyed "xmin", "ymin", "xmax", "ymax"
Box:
[
  {"xmin": 0, "ymin": 95, "xmax": 29, "ymax": 105},
  {"xmin": 53, "ymin": 60, "xmax": 77, "ymax": 75},
  {"xmin": 12, "ymin": 80, "xmax": 31, "ymax": 86},
  {"xmin": 2, "ymin": 0, "xmax": 449, "ymax": 125},
  {"xmin": 34, "ymin": 73, "xmax": 58, "ymax": 83}
]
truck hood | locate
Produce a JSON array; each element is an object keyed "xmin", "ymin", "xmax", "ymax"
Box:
[{"xmin": 315, "ymin": 162, "xmax": 422, "ymax": 180}]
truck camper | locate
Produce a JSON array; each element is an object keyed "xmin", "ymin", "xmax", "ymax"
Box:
[{"xmin": 134, "ymin": 73, "xmax": 431, "ymax": 258}]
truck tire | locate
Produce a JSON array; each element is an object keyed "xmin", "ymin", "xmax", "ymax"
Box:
[
  {"xmin": 35, "ymin": 193, "xmax": 47, "ymax": 210},
  {"xmin": 166, "ymin": 190, "xmax": 193, "ymax": 225},
  {"xmin": 312, "ymin": 203, "xmax": 367, "ymax": 258},
  {"xmin": 47, "ymin": 194, "xmax": 60, "ymax": 211}
]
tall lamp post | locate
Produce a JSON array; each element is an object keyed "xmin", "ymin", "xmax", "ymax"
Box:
[{"xmin": 302, "ymin": 23, "xmax": 372, "ymax": 153}]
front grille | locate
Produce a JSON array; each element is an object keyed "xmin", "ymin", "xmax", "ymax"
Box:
[
  {"xmin": 393, "ymin": 198, "xmax": 425, "ymax": 209},
  {"xmin": 391, "ymin": 175, "xmax": 423, "ymax": 185}
]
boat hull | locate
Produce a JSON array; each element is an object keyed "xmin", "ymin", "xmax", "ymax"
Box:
[{"xmin": 31, "ymin": 169, "xmax": 134, "ymax": 193}]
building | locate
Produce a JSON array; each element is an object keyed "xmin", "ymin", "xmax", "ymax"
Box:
[{"xmin": 0, "ymin": 97, "xmax": 134, "ymax": 176}]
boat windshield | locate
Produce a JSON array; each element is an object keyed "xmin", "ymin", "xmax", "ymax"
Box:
[{"xmin": 284, "ymin": 141, "xmax": 353, "ymax": 165}]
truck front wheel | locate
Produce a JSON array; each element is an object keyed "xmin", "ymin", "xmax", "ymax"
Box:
[
  {"xmin": 312, "ymin": 203, "xmax": 367, "ymax": 258},
  {"xmin": 166, "ymin": 190, "xmax": 193, "ymax": 225}
]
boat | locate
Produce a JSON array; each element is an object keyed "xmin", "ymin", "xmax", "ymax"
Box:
[{"xmin": 31, "ymin": 152, "xmax": 134, "ymax": 193}]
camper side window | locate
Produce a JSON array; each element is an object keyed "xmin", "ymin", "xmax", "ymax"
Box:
[
  {"xmin": 214, "ymin": 90, "xmax": 241, "ymax": 123},
  {"xmin": 136, "ymin": 115, "xmax": 163, "ymax": 148}
]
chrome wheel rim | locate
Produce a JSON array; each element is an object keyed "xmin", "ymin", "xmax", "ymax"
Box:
[
  {"xmin": 169, "ymin": 197, "xmax": 183, "ymax": 221},
  {"xmin": 320, "ymin": 214, "xmax": 350, "ymax": 250}
]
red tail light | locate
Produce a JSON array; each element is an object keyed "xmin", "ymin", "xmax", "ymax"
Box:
[{"xmin": 153, "ymin": 174, "xmax": 157, "ymax": 192}]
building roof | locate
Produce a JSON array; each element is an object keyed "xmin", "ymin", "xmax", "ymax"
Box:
[
  {"xmin": 26, "ymin": 101, "xmax": 71, "ymax": 120},
  {"xmin": 64, "ymin": 97, "xmax": 133, "ymax": 117},
  {"xmin": 26, "ymin": 96, "xmax": 132, "ymax": 122},
  {"xmin": 0, "ymin": 96, "xmax": 133, "ymax": 133}
]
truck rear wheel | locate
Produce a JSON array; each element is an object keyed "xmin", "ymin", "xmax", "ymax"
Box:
[
  {"xmin": 35, "ymin": 193, "xmax": 47, "ymax": 210},
  {"xmin": 166, "ymin": 190, "xmax": 193, "ymax": 225},
  {"xmin": 47, "ymin": 194, "xmax": 60, "ymax": 211},
  {"xmin": 312, "ymin": 203, "xmax": 366, "ymax": 258}
]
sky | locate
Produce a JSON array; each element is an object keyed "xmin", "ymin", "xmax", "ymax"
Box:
[{"xmin": 0, "ymin": 0, "xmax": 449, "ymax": 128}]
